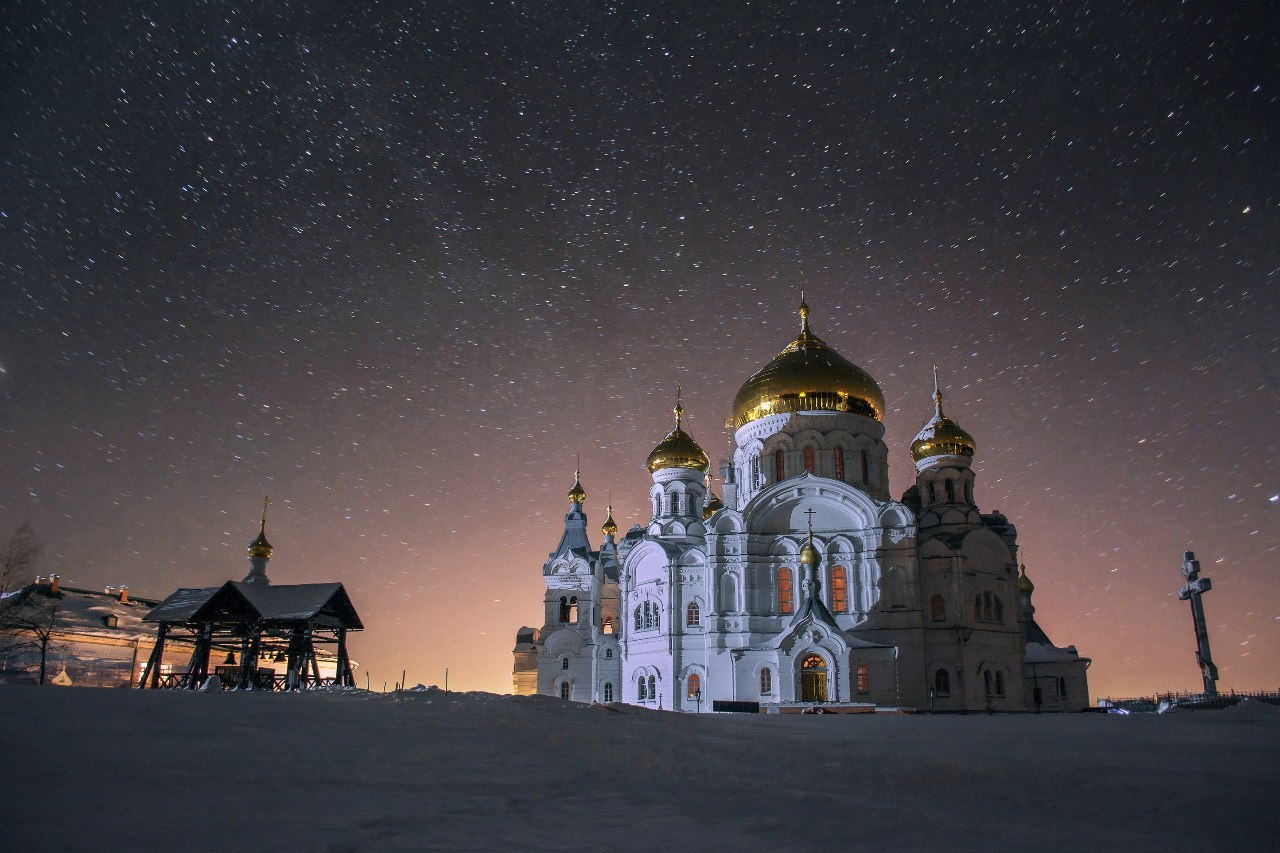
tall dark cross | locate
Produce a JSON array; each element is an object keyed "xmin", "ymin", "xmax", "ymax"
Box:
[{"xmin": 1177, "ymin": 551, "xmax": 1219, "ymax": 695}]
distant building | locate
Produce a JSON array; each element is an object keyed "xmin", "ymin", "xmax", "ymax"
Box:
[{"xmin": 514, "ymin": 298, "xmax": 1090, "ymax": 712}]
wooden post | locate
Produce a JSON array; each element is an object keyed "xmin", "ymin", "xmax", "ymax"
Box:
[
  {"xmin": 139, "ymin": 623, "xmax": 168, "ymax": 689},
  {"xmin": 306, "ymin": 628, "xmax": 321, "ymax": 686},
  {"xmin": 335, "ymin": 628, "xmax": 349, "ymax": 687}
]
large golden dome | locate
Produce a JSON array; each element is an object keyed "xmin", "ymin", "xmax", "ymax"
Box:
[
  {"xmin": 646, "ymin": 390, "xmax": 709, "ymax": 473},
  {"xmin": 729, "ymin": 298, "xmax": 885, "ymax": 429},
  {"xmin": 910, "ymin": 368, "xmax": 976, "ymax": 464}
]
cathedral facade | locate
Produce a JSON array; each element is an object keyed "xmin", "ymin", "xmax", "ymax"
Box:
[{"xmin": 513, "ymin": 300, "xmax": 1090, "ymax": 712}]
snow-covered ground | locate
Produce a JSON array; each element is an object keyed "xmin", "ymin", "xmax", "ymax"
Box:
[{"xmin": 2, "ymin": 686, "xmax": 1276, "ymax": 852}]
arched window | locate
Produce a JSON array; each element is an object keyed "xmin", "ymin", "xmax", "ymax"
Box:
[
  {"xmin": 776, "ymin": 568, "xmax": 794, "ymax": 615},
  {"xmin": 861, "ymin": 449, "xmax": 870, "ymax": 484},
  {"xmin": 945, "ymin": 479, "xmax": 956, "ymax": 503},
  {"xmin": 775, "ymin": 449, "xmax": 785, "ymax": 482},
  {"xmin": 603, "ymin": 682, "xmax": 613, "ymax": 702},
  {"xmin": 654, "ymin": 608, "xmax": 660, "ymax": 631},
  {"xmin": 984, "ymin": 670, "xmax": 993, "ymax": 696},
  {"xmin": 830, "ymin": 567, "xmax": 848, "ymax": 613},
  {"xmin": 803, "ymin": 446, "xmax": 815, "ymax": 474},
  {"xmin": 561, "ymin": 657, "xmax": 569, "ymax": 670},
  {"xmin": 638, "ymin": 678, "xmax": 647, "ymax": 701},
  {"xmin": 720, "ymin": 573, "xmax": 738, "ymax": 613},
  {"xmin": 965, "ymin": 481, "xmax": 973, "ymax": 504},
  {"xmin": 559, "ymin": 596, "xmax": 570, "ymax": 622},
  {"xmin": 982, "ymin": 592, "xmax": 994, "ymax": 622},
  {"xmin": 760, "ymin": 667, "xmax": 772, "ymax": 694},
  {"xmin": 686, "ymin": 602, "xmax": 700, "ymax": 627},
  {"xmin": 604, "ymin": 647, "xmax": 613, "ymax": 660},
  {"xmin": 927, "ymin": 481, "xmax": 937, "ymax": 504},
  {"xmin": 834, "ymin": 447, "xmax": 845, "ymax": 480},
  {"xmin": 973, "ymin": 594, "xmax": 983, "ymax": 621},
  {"xmin": 672, "ymin": 493, "xmax": 681, "ymax": 515},
  {"xmin": 602, "ymin": 616, "xmax": 613, "ymax": 635},
  {"xmin": 1058, "ymin": 677, "xmax": 1067, "ymax": 699},
  {"xmin": 648, "ymin": 674, "xmax": 656, "ymax": 702},
  {"xmin": 994, "ymin": 671, "xmax": 1005, "ymax": 697},
  {"xmin": 652, "ymin": 495, "xmax": 660, "ymax": 517},
  {"xmin": 934, "ymin": 668, "xmax": 950, "ymax": 696},
  {"xmin": 560, "ymin": 682, "xmax": 570, "ymax": 700},
  {"xmin": 930, "ymin": 593, "xmax": 946, "ymax": 622},
  {"xmin": 993, "ymin": 595, "xmax": 1004, "ymax": 623},
  {"xmin": 856, "ymin": 664, "xmax": 870, "ymax": 693},
  {"xmin": 633, "ymin": 606, "xmax": 642, "ymax": 631},
  {"xmin": 568, "ymin": 596, "xmax": 579, "ymax": 624},
  {"xmin": 687, "ymin": 673, "xmax": 701, "ymax": 700}
]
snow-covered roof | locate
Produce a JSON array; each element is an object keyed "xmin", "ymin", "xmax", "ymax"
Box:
[{"xmin": 144, "ymin": 581, "xmax": 363, "ymax": 629}]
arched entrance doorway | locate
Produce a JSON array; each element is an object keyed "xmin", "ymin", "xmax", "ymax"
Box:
[{"xmin": 800, "ymin": 654, "xmax": 828, "ymax": 703}]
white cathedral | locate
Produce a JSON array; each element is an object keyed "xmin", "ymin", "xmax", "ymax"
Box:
[{"xmin": 513, "ymin": 299, "xmax": 1090, "ymax": 712}]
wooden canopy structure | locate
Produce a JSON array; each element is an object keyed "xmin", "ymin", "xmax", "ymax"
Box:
[{"xmin": 139, "ymin": 581, "xmax": 362, "ymax": 690}]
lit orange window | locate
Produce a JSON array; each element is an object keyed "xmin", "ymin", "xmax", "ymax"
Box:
[
  {"xmin": 687, "ymin": 673, "xmax": 701, "ymax": 700},
  {"xmin": 803, "ymin": 446, "xmax": 815, "ymax": 474},
  {"xmin": 830, "ymin": 567, "xmax": 848, "ymax": 613},
  {"xmin": 856, "ymin": 664, "xmax": 870, "ymax": 693},
  {"xmin": 777, "ymin": 568, "xmax": 794, "ymax": 615},
  {"xmin": 834, "ymin": 447, "xmax": 845, "ymax": 480}
]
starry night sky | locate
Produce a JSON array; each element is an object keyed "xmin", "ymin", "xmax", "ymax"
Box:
[{"xmin": 2, "ymin": 1, "xmax": 1277, "ymax": 697}]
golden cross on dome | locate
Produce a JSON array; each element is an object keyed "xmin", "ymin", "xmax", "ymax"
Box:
[
  {"xmin": 804, "ymin": 507, "xmax": 816, "ymax": 539},
  {"xmin": 261, "ymin": 496, "xmax": 270, "ymax": 526}
]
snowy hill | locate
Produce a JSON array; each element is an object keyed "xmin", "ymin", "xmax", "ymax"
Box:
[{"xmin": 1, "ymin": 686, "xmax": 1276, "ymax": 852}]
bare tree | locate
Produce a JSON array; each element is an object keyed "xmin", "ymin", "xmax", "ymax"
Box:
[
  {"xmin": 0, "ymin": 521, "xmax": 42, "ymax": 593},
  {"xmin": 3, "ymin": 598, "xmax": 62, "ymax": 684}
]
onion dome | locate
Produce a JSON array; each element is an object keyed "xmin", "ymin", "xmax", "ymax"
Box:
[
  {"xmin": 601, "ymin": 503, "xmax": 618, "ymax": 537},
  {"xmin": 247, "ymin": 497, "xmax": 273, "ymax": 559},
  {"xmin": 911, "ymin": 366, "xmax": 976, "ymax": 465},
  {"xmin": 1017, "ymin": 564, "xmax": 1035, "ymax": 595},
  {"xmin": 703, "ymin": 472, "xmax": 725, "ymax": 520},
  {"xmin": 729, "ymin": 295, "xmax": 885, "ymax": 428},
  {"xmin": 567, "ymin": 463, "xmax": 586, "ymax": 505},
  {"xmin": 646, "ymin": 385, "xmax": 709, "ymax": 473}
]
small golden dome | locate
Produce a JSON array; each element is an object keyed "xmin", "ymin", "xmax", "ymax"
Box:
[
  {"xmin": 729, "ymin": 297, "xmax": 885, "ymax": 429},
  {"xmin": 911, "ymin": 368, "xmax": 976, "ymax": 464},
  {"xmin": 646, "ymin": 388, "xmax": 709, "ymax": 473},
  {"xmin": 799, "ymin": 540, "xmax": 820, "ymax": 565},
  {"xmin": 1018, "ymin": 564, "xmax": 1035, "ymax": 594},
  {"xmin": 601, "ymin": 504, "xmax": 618, "ymax": 536},
  {"xmin": 703, "ymin": 473, "xmax": 724, "ymax": 520},
  {"xmin": 567, "ymin": 466, "xmax": 586, "ymax": 504}
]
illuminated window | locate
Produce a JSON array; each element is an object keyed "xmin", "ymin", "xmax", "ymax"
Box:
[
  {"xmin": 638, "ymin": 678, "xmax": 647, "ymax": 701},
  {"xmin": 687, "ymin": 673, "xmax": 701, "ymax": 700},
  {"xmin": 831, "ymin": 567, "xmax": 848, "ymax": 613},
  {"xmin": 834, "ymin": 447, "xmax": 845, "ymax": 480},
  {"xmin": 561, "ymin": 657, "xmax": 569, "ymax": 670},
  {"xmin": 803, "ymin": 446, "xmax": 815, "ymax": 474},
  {"xmin": 560, "ymin": 681, "xmax": 570, "ymax": 700},
  {"xmin": 856, "ymin": 664, "xmax": 870, "ymax": 693},
  {"xmin": 568, "ymin": 596, "xmax": 578, "ymax": 624},
  {"xmin": 777, "ymin": 568, "xmax": 794, "ymax": 615},
  {"xmin": 930, "ymin": 594, "xmax": 946, "ymax": 622},
  {"xmin": 604, "ymin": 682, "xmax": 613, "ymax": 702},
  {"xmin": 861, "ymin": 449, "xmax": 870, "ymax": 484},
  {"xmin": 934, "ymin": 668, "xmax": 950, "ymax": 697},
  {"xmin": 602, "ymin": 616, "xmax": 613, "ymax": 635},
  {"xmin": 994, "ymin": 671, "xmax": 1005, "ymax": 697},
  {"xmin": 686, "ymin": 602, "xmax": 700, "ymax": 627},
  {"xmin": 775, "ymin": 449, "xmax": 785, "ymax": 482},
  {"xmin": 760, "ymin": 667, "xmax": 772, "ymax": 694}
]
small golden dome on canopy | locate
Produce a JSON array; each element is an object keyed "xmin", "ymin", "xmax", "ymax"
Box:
[
  {"xmin": 911, "ymin": 367, "xmax": 976, "ymax": 464},
  {"xmin": 601, "ymin": 504, "xmax": 618, "ymax": 536},
  {"xmin": 247, "ymin": 497, "xmax": 273, "ymax": 559},
  {"xmin": 729, "ymin": 296, "xmax": 885, "ymax": 429},
  {"xmin": 1018, "ymin": 564, "xmax": 1035, "ymax": 594},
  {"xmin": 646, "ymin": 386, "xmax": 709, "ymax": 473}
]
